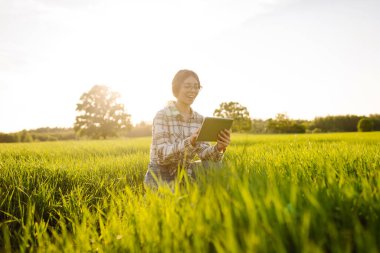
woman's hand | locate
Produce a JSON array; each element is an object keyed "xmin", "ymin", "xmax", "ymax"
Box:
[
  {"xmin": 190, "ymin": 128, "xmax": 200, "ymax": 147},
  {"xmin": 216, "ymin": 129, "xmax": 231, "ymax": 152}
]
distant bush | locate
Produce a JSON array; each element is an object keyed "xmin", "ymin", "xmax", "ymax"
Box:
[
  {"xmin": 29, "ymin": 128, "xmax": 77, "ymax": 142},
  {"xmin": 312, "ymin": 115, "xmax": 362, "ymax": 132},
  {"xmin": 250, "ymin": 119, "xmax": 266, "ymax": 134},
  {"xmin": 125, "ymin": 122, "xmax": 152, "ymax": 137},
  {"xmin": 0, "ymin": 128, "xmax": 77, "ymax": 143},
  {"xmin": 0, "ymin": 133, "xmax": 17, "ymax": 143},
  {"xmin": 19, "ymin": 130, "xmax": 33, "ymax": 142},
  {"xmin": 266, "ymin": 114, "xmax": 306, "ymax": 134},
  {"xmin": 369, "ymin": 114, "xmax": 380, "ymax": 131},
  {"xmin": 357, "ymin": 118, "xmax": 374, "ymax": 132}
]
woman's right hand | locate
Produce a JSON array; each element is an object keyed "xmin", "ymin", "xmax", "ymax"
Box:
[{"xmin": 190, "ymin": 128, "xmax": 200, "ymax": 146}]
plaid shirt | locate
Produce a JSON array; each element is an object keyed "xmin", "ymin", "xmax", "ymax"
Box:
[{"xmin": 149, "ymin": 101, "xmax": 223, "ymax": 170}]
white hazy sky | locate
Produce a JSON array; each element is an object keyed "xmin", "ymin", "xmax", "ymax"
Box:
[{"xmin": 1, "ymin": 0, "xmax": 379, "ymax": 133}]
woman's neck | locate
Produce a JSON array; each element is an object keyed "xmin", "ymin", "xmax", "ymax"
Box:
[{"xmin": 175, "ymin": 101, "xmax": 191, "ymax": 115}]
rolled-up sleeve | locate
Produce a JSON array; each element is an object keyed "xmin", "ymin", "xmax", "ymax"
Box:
[{"xmin": 196, "ymin": 142, "xmax": 224, "ymax": 162}]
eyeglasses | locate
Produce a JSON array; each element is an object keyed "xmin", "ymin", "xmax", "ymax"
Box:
[{"xmin": 183, "ymin": 83, "xmax": 202, "ymax": 91}]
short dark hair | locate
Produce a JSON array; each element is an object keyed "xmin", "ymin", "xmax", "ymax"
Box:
[{"xmin": 172, "ymin": 69, "xmax": 200, "ymax": 97}]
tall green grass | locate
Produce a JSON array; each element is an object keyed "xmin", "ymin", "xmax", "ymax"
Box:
[{"xmin": 1, "ymin": 133, "xmax": 379, "ymax": 252}]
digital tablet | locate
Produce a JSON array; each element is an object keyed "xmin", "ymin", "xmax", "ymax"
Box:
[{"xmin": 196, "ymin": 117, "xmax": 233, "ymax": 142}]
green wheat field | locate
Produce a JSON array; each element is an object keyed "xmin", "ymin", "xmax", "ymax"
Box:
[{"xmin": 1, "ymin": 132, "xmax": 379, "ymax": 252}]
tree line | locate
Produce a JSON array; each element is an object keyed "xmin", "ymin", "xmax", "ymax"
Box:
[
  {"xmin": 212, "ymin": 101, "xmax": 380, "ymax": 134},
  {"xmin": 251, "ymin": 113, "xmax": 380, "ymax": 134},
  {"xmin": 1, "ymin": 85, "xmax": 378, "ymax": 143},
  {"xmin": 2, "ymin": 113, "xmax": 377, "ymax": 143}
]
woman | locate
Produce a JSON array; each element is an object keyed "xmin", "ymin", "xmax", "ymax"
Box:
[{"xmin": 144, "ymin": 69, "xmax": 231, "ymax": 189}]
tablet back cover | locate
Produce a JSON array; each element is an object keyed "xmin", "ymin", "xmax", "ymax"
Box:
[{"xmin": 196, "ymin": 117, "xmax": 233, "ymax": 142}]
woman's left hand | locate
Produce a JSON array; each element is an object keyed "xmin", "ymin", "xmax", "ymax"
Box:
[{"xmin": 216, "ymin": 129, "xmax": 231, "ymax": 152}]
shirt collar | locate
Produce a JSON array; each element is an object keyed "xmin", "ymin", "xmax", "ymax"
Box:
[{"xmin": 166, "ymin": 100, "xmax": 195, "ymax": 119}]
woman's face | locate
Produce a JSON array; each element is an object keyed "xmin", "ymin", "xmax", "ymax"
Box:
[{"xmin": 176, "ymin": 75, "xmax": 201, "ymax": 106}]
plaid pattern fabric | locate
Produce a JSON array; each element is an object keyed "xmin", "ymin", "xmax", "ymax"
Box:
[{"xmin": 148, "ymin": 101, "xmax": 223, "ymax": 173}]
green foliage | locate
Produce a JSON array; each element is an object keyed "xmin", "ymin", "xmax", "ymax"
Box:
[
  {"xmin": 213, "ymin": 101, "xmax": 251, "ymax": 132},
  {"xmin": 124, "ymin": 121, "xmax": 152, "ymax": 138},
  {"xmin": 311, "ymin": 115, "xmax": 362, "ymax": 132},
  {"xmin": 369, "ymin": 114, "xmax": 380, "ymax": 131},
  {"xmin": 0, "ymin": 124, "xmax": 152, "ymax": 143},
  {"xmin": 266, "ymin": 113, "xmax": 306, "ymax": 133},
  {"xmin": 0, "ymin": 133, "xmax": 18, "ymax": 142},
  {"xmin": 1, "ymin": 133, "xmax": 380, "ymax": 252},
  {"xmin": 250, "ymin": 119, "xmax": 267, "ymax": 133},
  {"xmin": 0, "ymin": 128, "xmax": 77, "ymax": 143},
  {"xmin": 19, "ymin": 130, "xmax": 33, "ymax": 142},
  {"xmin": 74, "ymin": 85, "xmax": 132, "ymax": 139},
  {"xmin": 251, "ymin": 114, "xmax": 380, "ymax": 134},
  {"xmin": 357, "ymin": 118, "xmax": 374, "ymax": 132}
]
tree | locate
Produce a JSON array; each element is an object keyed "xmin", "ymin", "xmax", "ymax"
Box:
[
  {"xmin": 357, "ymin": 118, "xmax": 374, "ymax": 132},
  {"xmin": 311, "ymin": 115, "xmax": 362, "ymax": 132},
  {"xmin": 19, "ymin": 130, "xmax": 33, "ymax": 142},
  {"xmin": 0, "ymin": 133, "xmax": 17, "ymax": 143},
  {"xmin": 266, "ymin": 113, "xmax": 306, "ymax": 133},
  {"xmin": 125, "ymin": 121, "xmax": 152, "ymax": 137},
  {"xmin": 74, "ymin": 85, "xmax": 132, "ymax": 139},
  {"xmin": 250, "ymin": 119, "xmax": 267, "ymax": 133},
  {"xmin": 213, "ymin": 101, "xmax": 251, "ymax": 132},
  {"xmin": 369, "ymin": 114, "xmax": 380, "ymax": 131}
]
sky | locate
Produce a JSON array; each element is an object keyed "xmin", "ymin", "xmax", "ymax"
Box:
[{"xmin": 0, "ymin": 0, "xmax": 379, "ymax": 133}]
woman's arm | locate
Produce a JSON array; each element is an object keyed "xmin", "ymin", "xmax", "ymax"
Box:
[{"xmin": 196, "ymin": 142, "xmax": 224, "ymax": 162}]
